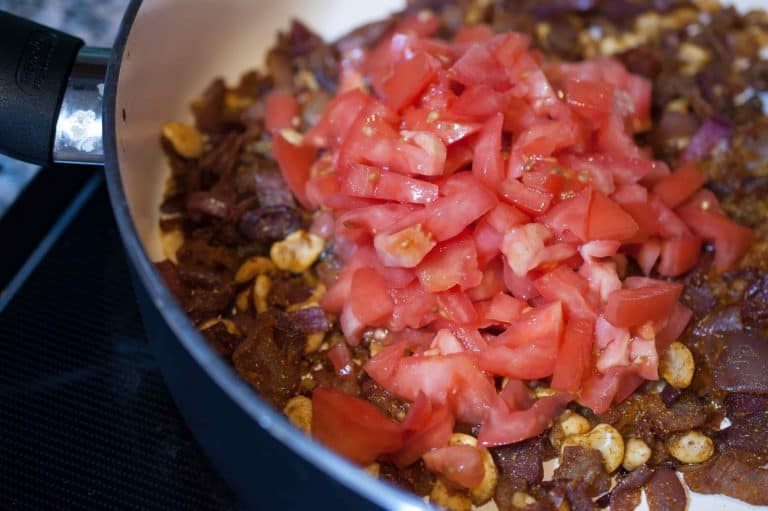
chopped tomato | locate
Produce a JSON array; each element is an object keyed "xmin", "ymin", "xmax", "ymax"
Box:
[
  {"xmin": 539, "ymin": 189, "xmax": 590, "ymax": 241},
  {"xmin": 417, "ymin": 233, "xmax": 482, "ymax": 292},
  {"xmin": 436, "ymin": 289, "xmax": 478, "ymax": 325},
  {"xmin": 473, "ymin": 218, "xmax": 503, "ymax": 268},
  {"xmin": 657, "ymin": 236, "xmax": 701, "ymax": 277},
  {"xmin": 486, "ymin": 203, "xmax": 530, "ymax": 233},
  {"xmin": 604, "ymin": 281, "xmax": 683, "ymax": 328},
  {"xmin": 423, "ymin": 445, "xmax": 485, "ymax": 489},
  {"xmin": 500, "ymin": 178, "xmax": 553, "ymax": 215},
  {"xmin": 389, "ymin": 282, "xmax": 439, "ymax": 330},
  {"xmin": 483, "ymin": 292, "xmax": 526, "ymax": 323},
  {"xmin": 305, "ymin": 88, "xmax": 370, "ymax": 148},
  {"xmin": 472, "ymin": 113, "xmax": 504, "ymax": 186},
  {"xmin": 265, "ymin": 92, "xmax": 298, "ymax": 133},
  {"xmin": 349, "ymin": 267, "xmax": 394, "ymax": 325},
  {"xmin": 365, "ymin": 350, "xmax": 497, "ymax": 424},
  {"xmin": 272, "ymin": 132, "xmax": 317, "ymax": 209},
  {"xmin": 453, "ymin": 86, "xmax": 509, "ymax": 119},
  {"xmin": 577, "ymin": 368, "xmax": 621, "ymax": 413},
  {"xmin": 467, "ymin": 259, "xmax": 506, "ymax": 301},
  {"xmin": 636, "ymin": 239, "xmax": 661, "ymax": 275},
  {"xmin": 565, "ymin": 79, "xmax": 614, "ymax": 122},
  {"xmin": 450, "ymin": 43, "xmax": 506, "ymax": 89},
  {"xmin": 652, "ymin": 164, "xmax": 707, "ymax": 208},
  {"xmin": 343, "ymin": 164, "xmax": 438, "ymax": 204},
  {"xmin": 677, "ymin": 200, "xmax": 754, "ymax": 270},
  {"xmin": 499, "ymin": 379, "xmax": 534, "ymax": 411},
  {"xmin": 478, "ymin": 394, "xmax": 572, "ymax": 447},
  {"xmin": 374, "ymin": 225, "xmax": 436, "ymax": 269},
  {"xmin": 656, "ymin": 302, "xmax": 692, "ymax": 353},
  {"xmin": 394, "ymin": 396, "xmax": 454, "ymax": 468},
  {"xmin": 587, "ymin": 190, "xmax": 639, "ymax": 241},
  {"xmin": 423, "ymin": 173, "xmax": 497, "ymax": 241},
  {"xmin": 551, "ymin": 318, "xmax": 595, "ymax": 393},
  {"xmin": 378, "ymin": 50, "xmax": 441, "ymax": 112},
  {"xmin": 534, "ymin": 266, "xmax": 597, "ymax": 320},
  {"xmin": 312, "ymin": 388, "xmax": 403, "ymax": 464},
  {"xmin": 493, "ymin": 301, "xmax": 564, "ymax": 348}
]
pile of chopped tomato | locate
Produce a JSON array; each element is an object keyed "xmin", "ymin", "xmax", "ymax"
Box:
[{"xmin": 271, "ymin": 11, "xmax": 753, "ymax": 475}]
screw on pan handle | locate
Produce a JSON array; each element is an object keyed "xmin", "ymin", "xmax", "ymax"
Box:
[{"xmin": 0, "ymin": 10, "xmax": 84, "ymax": 165}]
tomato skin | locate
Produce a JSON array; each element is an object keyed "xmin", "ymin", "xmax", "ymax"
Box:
[
  {"xmin": 478, "ymin": 343, "xmax": 557, "ymax": 379},
  {"xmin": 394, "ymin": 394, "xmax": 454, "ymax": 468},
  {"xmin": 423, "ymin": 174, "xmax": 497, "ymax": 241},
  {"xmin": 378, "ymin": 50, "xmax": 441, "ymax": 112},
  {"xmin": 577, "ymin": 369, "xmax": 621, "ymax": 414},
  {"xmin": 344, "ymin": 164, "xmax": 438, "ymax": 204},
  {"xmin": 534, "ymin": 266, "xmax": 597, "ymax": 320},
  {"xmin": 657, "ymin": 236, "xmax": 702, "ymax": 277},
  {"xmin": 499, "ymin": 379, "xmax": 534, "ymax": 411},
  {"xmin": 423, "ymin": 445, "xmax": 485, "ymax": 489},
  {"xmin": 551, "ymin": 318, "xmax": 595, "ymax": 393},
  {"xmin": 587, "ymin": 190, "xmax": 639, "ymax": 242},
  {"xmin": 311, "ymin": 388, "xmax": 403, "ymax": 464},
  {"xmin": 500, "ymin": 178, "xmax": 553, "ymax": 215},
  {"xmin": 472, "ymin": 112, "xmax": 504, "ymax": 187},
  {"xmin": 655, "ymin": 302, "xmax": 692, "ymax": 353},
  {"xmin": 416, "ymin": 233, "xmax": 482, "ymax": 292},
  {"xmin": 677, "ymin": 201, "xmax": 754, "ymax": 270},
  {"xmin": 478, "ymin": 394, "xmax": 572, "ymax": 447},
  {"xmin": 652, "ymin": 164, "xmax": 707, "ymax": 208},
  {"xmin": 349, "ymin": 267, "xmax": 395, "ymax": 325},
  {"xmin": 265, "ymin": 92, "xmax": 299, "ymax": 133},
  {"xmin": 604, "ymin": 281, "xmax": 683, "ymax": 328},
  {"xmin": 272, "ymin": 132, "xmax": 317, "ymax": 209}
]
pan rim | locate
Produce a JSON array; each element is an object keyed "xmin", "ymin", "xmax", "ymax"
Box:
[{"xmin": 101, "ymin": 2, "xmax": 428, "ymax": 510}]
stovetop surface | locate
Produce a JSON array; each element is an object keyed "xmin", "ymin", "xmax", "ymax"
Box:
[{"xmin": 0, "ymin": 175, "xmax": 235, "ymax": 510}]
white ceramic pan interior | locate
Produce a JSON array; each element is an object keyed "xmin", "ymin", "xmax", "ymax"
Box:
[{"xmin": 112, "ymin": 0, "xmax": 768, "ymax": 509}]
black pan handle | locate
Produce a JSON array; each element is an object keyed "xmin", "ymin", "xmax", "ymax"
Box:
[{"xmin": 0, "ymin": 10, "xmax": 84, "ymax": 165}]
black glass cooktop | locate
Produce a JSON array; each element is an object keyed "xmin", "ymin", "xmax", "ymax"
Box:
[{"xmin": 0, "ymin": 171, "xmax": 235, "ymax": 510}]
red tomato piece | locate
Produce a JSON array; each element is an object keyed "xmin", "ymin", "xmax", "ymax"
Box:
[
  {"xmin": 423, "ymin": 174, "xmax": 497, "ymax": 241},
  {"xmin": 551, "ymin": 318, "xmax": 595, "ymax": 393},
  {"xmin": 478, "ymin": 394, "xmax": 572, "ymax": 447},
  {"xmin": 312, "ymin": 388, "xmax": 403, "ymax": 464},
  {"xmin": 399, "ymin": 130, "xmax": 447, "ymax": 176},
  {"xmin": 445, "ymin": 138, "xmax": 476, "ymax": 174},
  {"xmin": 453, "ymin": 24, "xmax": 495, "ymax": 45},
  {"xmin": 500, "ymin": 178, "xmax": 553, "ymax": 215},
  {"xmin": 655, "ymin": 302, "xmax": 692, "ymax": 353},
  {"xmin": 493, "ymin": 301, "xmax": 564, "ymax": 348},
  {"xmin": 374, "ymin": 224, "xmax": 437, "ymax": 269},
  {"xmin": 502, "ymin": 261, "xmax": 539, "ymax": 300},
  {"xmin": 499, "ymin": 379, "xmax": 534, "ymax": 411},
  {"xmin": 636, "ymin": 238, "xmax": 661, "ymax": 275},
  {"xmin": 677, "ymin": 201, "xmax": 754, "ymax": 270},
  {"xmin": 452, "ymin": 85, "xmax": 509, "ymax": 119},
  {"xmin": 272, "ymin": 132, "xmax": 317, "ymax": 209},
  {"xmin": 467, "ymin": 259, "xmax": 506, "ymax": 301},
  {"xmin": 336, "ymin": 203, "xmax": 414, "ymax": 240},
  {"xmin": 478, "ymin": 343, "xmax": 558, "ymax": 380},
  {"xmin": 657, "ymin": 236, "xmax": 702, "ymax": 277},
  {"xmin": 578, "ymin": 369, "xmax": 621, "ymax": 414},
  {"xmin": 652, "ymin": 164, "xmax": 707, "ymax": 208},
  {"xmin": 539, "ymin": 188, "xmax": 590, "ymax": 241},
  {"xmin": 389, "ymin": 282, "xmax": 439, "ymax": 330},
  {"xmin": 534, "ymin": 266, "xmax": 597, "ymax": 320},
  {"xmin": 472, "ymin": 113, "xmax": 504, "ymax": 187},
  {"xmin": 486, "ymin": 203, "xmax": 530, "ymax": 233},
  {"xmin": 378, "ymin": 50, "xmax": 441, "ymax": 112},
  {"xmin": 473, "ymin": 218, "xmax": 503, "ymax": 268},
  {"xmin": 365, "ymin": 351, "xmax": 497, "ymax": 424},
  {"xmin": 587, "ymin": 190, "xmax": 639, "ymax": 241},
  {"xmin": 349, "ymin": 267, "xmax": 395, "ymax": 325},
  {"xmin": 394, "ymin": 396, "xmax": 454, "ymax": 468},
  {"xmin": 483, "ymin": 293, "xmax": 527, "ymax": 324},
  {"xmin": 304, "ymin": 88, "xmax": 370, "ymax": 148},
  {"xmin": 265, "ymin": 92, "xmax": 299, "ymax": 133},
  {"xmin": 565, "ymin": 79, "xmax": 614, "ymax": 122},
  {"xmin": 416, "ymin": 233, "xmax": 482, "ymax": 292},
  {"xmin": 436, "ymin": 289, "xmax": 478, "ymax": 325},
  {"xmin": 423, "ymin": 445, "xmax": 485, "ymax": 489},
  {"xmin": 604, "ymin": 281, "xmax": 683, "ymax": 328},
  {"xmin": 343, "ymin": 164, "xmax": 438, "ymax": 204},
  {"xmin": 450, "ymin": 43, "xmax": 507, "ymax": 89}
]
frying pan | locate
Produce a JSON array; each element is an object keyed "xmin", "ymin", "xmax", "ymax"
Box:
[{"xmin": 0, "ymin": 1, "xmax": 763, "ymax": 510}]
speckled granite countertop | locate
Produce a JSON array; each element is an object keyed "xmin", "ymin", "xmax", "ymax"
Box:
[{"xmin": 0, "ymin": 0, "xmax": 128, "ymax": 217}]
